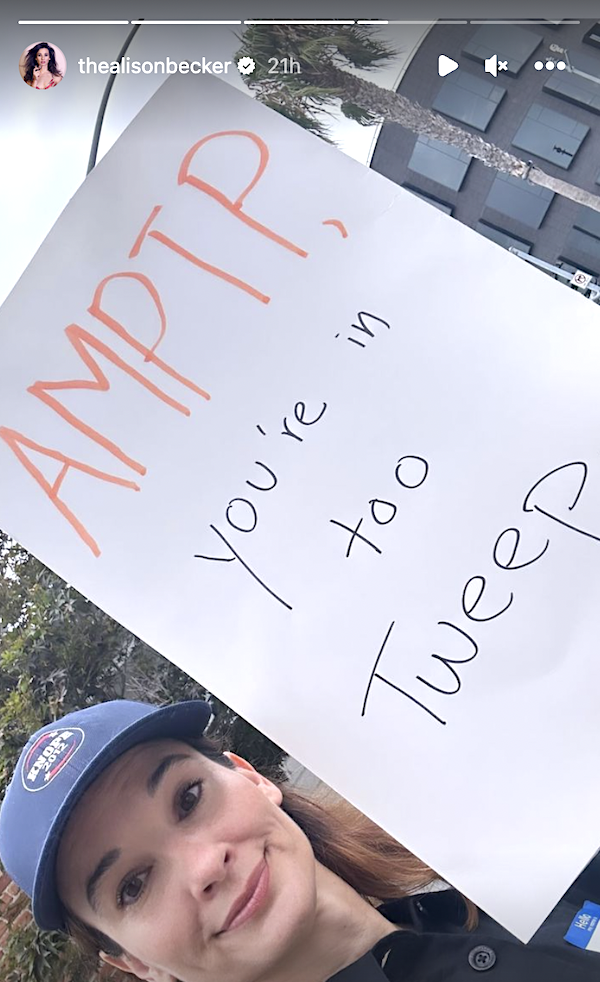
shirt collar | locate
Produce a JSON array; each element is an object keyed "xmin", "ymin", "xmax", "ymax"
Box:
[
  {"xmin": 327, "ymin": 948, "xmax": 395, "ymax": 982},
  {"xmin": 327, "ymin": 890, "xmax": 468, "ymax": 982}
]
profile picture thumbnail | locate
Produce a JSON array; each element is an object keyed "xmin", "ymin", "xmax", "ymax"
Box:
[{"xmin": 19, "ymin": 41, "xmax": 66, "ymax": 89}]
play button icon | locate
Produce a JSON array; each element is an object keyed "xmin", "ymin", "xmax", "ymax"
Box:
[{"xmin": 438, "ymin": 54, "xmax": 459, "ymax": 76}]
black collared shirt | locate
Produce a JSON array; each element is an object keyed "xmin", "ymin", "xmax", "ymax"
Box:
[{"xmin": 330, "ymin": 852, "xmax": 600, "ymax": 981}]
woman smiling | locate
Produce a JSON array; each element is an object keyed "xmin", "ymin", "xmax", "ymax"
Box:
[{"xmin": 0, "ymin": 699, "xmax": 598, "ymax": 981}]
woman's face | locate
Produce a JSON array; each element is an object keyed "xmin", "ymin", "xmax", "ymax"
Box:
[
  {"xmin": 57, "ymin": 740, "xmax": 319, "ymax": 982},
  {"xmin": 35, "ymin": 48, "xmax": 50, "ymax": 68}
]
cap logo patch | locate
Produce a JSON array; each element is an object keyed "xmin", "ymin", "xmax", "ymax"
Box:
[{"xmin": 21, "ymin": 727, "xmax": 85, "ymax": 792}]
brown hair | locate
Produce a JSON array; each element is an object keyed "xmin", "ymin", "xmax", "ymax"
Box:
[{"xmin": 64, "ymin": 734, "xmax": 477, "ymax": 978}]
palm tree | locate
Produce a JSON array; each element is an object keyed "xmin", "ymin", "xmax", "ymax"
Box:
[{"xmin": 235, "ymin": 24, "xmax": 600, "ymax": 212}]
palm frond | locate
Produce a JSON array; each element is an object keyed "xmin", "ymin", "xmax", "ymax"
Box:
[
  {"xmin": 234, "ymin": 24, "xmax": 396, "ymax": 141},
  {"xmin": 340, "ymin": 101, "xmax": 382, "ymax": 125}
]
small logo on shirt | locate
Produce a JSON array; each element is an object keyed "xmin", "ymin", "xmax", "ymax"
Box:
[
  {"xmin": 21, "ymin": 728, "xmax": 85, "ymax": 792},
  {"xmin": 565, "ymin": 900, "xmax": 600, "ymax": 952}
]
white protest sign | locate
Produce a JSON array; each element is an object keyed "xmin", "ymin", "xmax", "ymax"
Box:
[{"xmin": 1, "ymin": 72, "xmax": 600, "ymax": 942}]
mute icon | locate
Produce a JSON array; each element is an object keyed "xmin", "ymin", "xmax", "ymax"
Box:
[
  {"xmin": 485, "ymin": 53, "xmax": 509, "ymax": 76},
  {"xmin": 485, "ymin": 54, "xmax": 498, "ymax": 76}
]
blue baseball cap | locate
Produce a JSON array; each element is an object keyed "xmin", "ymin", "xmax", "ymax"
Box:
[{"xmin": 0, "ymin": 699, "xmax": 212, "ymax": 931}]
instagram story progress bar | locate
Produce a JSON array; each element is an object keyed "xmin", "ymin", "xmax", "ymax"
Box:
[
  {"xmin": 17, "ymin": 18, "xmax": 243, "ymax": 24},
  {"xmin": 18, "ymin": 19, "xmax": 130, "ymax": 24}
]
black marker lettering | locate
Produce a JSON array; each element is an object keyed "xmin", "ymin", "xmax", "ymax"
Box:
[
  {"xmin": 195, "ymin": 525, "xmax": 292, "ymax": 610},
  {"xmin": 246, "ymin": 461, "xmax": 278, "ymax": 493},
  {"xmin": 330, "ymin": 517, "xmax": 382, "ymax": 558},
  {"xmin": 351, "ymin": 311, "xmax": 391, "ymax": 337},
  {"xmin": 294, "ymin": 401, "xmax": 327, "ymax": 426},
  {"xmin": 226, "ymin": 498, "xmax": 258, "ymax": 533},
  {"xmin": 369, "ymin": 498, "xmax": 398, "ymax": 525},
  {"xmin": 493, "ymin": 527, "xmax": 550, "ymax": 571},
  {"xmin": 416, "ymin": 621, "xmax": 478, "ymax": 695},
  {"xmin": 395, "ymin": 456, "xmax": 429, "ymax": 489},
  {"xmin": 361, "ymin": 621, "xmax": 446, "ymax": 725},
  {"xmin": 281, "ymin": 416, "xmax": 303, "ymax": 442},
  {"xmin": 461, "ymin": 575, "xmax": 513, "ymax": 622},
  {"xmin": 523, "ymin": 462, "xmax": 599, "ymax": 541}
]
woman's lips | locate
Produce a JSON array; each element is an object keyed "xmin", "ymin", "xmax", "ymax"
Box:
[{"xmin": 222, "ymin": 858, "xmax": 270, "ymax": 933}]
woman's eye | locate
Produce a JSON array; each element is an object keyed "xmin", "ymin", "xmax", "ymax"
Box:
[
  {"xmin": 118, "ymin": 869, "xmax": 149, "ymax": 908},
  {"xmin": 178, "ymin": 779, "xmax": 203, "ymax": 818}
]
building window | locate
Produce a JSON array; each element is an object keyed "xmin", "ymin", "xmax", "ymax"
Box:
[
  {"xmin": 404, "ymin": 186, "xmax": 454, "ymax": 215},
  {"xmin": 574, "ymin": 204, "xmax": 600, "ymax": 239},
  {"xmin": 484, "ymin": 172, "xmax": 554, "ymax": 228},
  {"xmin": 407, "ymin": 135, "xmax": 471, "ymax": 191},
  {"xmin": 544, "ymin": 52, "xmax": 600, "ymax": 115},
  {"xmin": 583, "ymin": 22, "xmax": 600, "ymax": 48},
  {"xmin": 476, "ymin": 222, "xmax": 532, "ymax": 253},
  {"xmin": 512, "ymin": 103, "xmax": 589, "ymax": 169},
  {"xmin": 557, "ymin": 261, "xmax": 591, "ymax": 276},
  {"xmin": 462, "ymin": 24, "xmax": 542, "ymax": 76},
  {"xmin": 559, "ymin": 228, "xmax": 600, "ymax": 275},
  {"xmin": 432, "ymin": 70, "xmax": 506, "ymax": 131}
]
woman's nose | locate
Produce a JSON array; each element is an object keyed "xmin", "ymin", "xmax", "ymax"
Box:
[{"xmin": 177, "ymin": 840, "xmax": 234, "ymax": 903}]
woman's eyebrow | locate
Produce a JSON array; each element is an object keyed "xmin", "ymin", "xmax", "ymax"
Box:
[
  {"xmin": 84, "ymin": 755, "xmax": 192, "ymax": 911},
  {"xmin": 87, "ymin": 848, "xmax": 121, "ymax": 912},
  {"xmin": 146, "ymin": 753, "xmax": 192, "ymax": 797}
]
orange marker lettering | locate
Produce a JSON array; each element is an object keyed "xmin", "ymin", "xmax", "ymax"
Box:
[
  {"xmin": 129, "ymin": 207, "xmax": 270, "ymax": 304},
  {"xmin": 0, "ymin": 427, "xmax": 140, "ymax": 557},
  {"xmin": 28, "ymin": 323, "xmax": 197, "ymax": 474},
  {"xmin": 89, "ymin": 271, "xmax": 210, "ymax": 400},
  {"xmin": 322, "ymin": 219, "xmax": 348, "ymax": 238},
  {"xmin": 178, "ymin": 131, "xmax": 308, "ymax": 259}
]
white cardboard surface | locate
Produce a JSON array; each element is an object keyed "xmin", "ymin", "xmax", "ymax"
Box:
[{"xmin": 1, "ymin": 73, "xmax": 600, "ymax": 941}]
